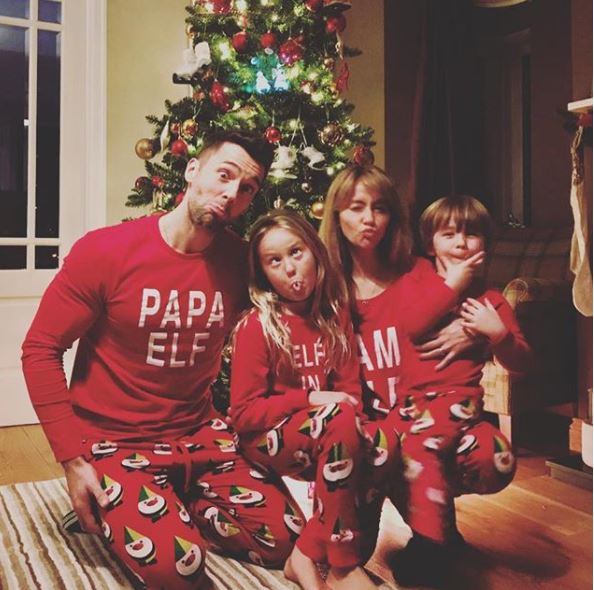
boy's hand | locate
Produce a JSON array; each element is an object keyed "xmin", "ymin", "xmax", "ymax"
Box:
[
  {"xmin": 442, "ymin": 251, "xmax": 485, "ymax": 293},
  {"xmin": 308, "ymin": 390, "xmax": 359, "ymax": 407},
  {"xmin": 460, "ymin": 297, "xmax": 508, "ymax": 344}
]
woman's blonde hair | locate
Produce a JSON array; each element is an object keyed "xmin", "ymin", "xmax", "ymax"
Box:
[
  {"xmin": 319, "ymin": 164, "xmax": 413, "ymax": 297},
  {"xmin": 246, "ymin": 209, "xmax": 351, "ymax": 373},
  {"xmin": 419, "ymin": 195, "xmax": 493, "ymax": 254}
]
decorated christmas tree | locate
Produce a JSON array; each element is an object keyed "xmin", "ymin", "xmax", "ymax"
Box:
[{"xmin": 127, "ymin": 0, "xmax": 375, "ymax": 234}]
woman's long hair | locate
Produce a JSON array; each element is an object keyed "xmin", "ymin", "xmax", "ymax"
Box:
[
  {"xmin": 246, "ymin": 209, "xmax": 351, "ymax": 373},
  {"xmin": 319, "ymin": 165, "xmax": 413, "ymax": 308}
]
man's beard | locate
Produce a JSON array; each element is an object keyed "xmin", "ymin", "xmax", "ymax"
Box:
[{"xmin": 189, "ymin": 203, "xmax": 225, "ymax": 231}]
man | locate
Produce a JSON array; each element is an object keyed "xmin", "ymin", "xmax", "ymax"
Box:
[{"xmin": 22, "ymin": 132, "xmax": 303, "ymax": 590}]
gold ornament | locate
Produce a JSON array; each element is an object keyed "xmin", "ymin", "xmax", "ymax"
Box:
[
  {"xmin": 323, "ymin": 57, "xmax": 335, "ymax": 70},
  {"xmin": 181, "ymin": 118, "xmax": 199, "ymax": 139},
  {"xmin": 135, "ymin": 138, "xmax": 156, "ymax": 160},
  {"xmin": 273, "ymin": 197, "xmax": 285, "ymax": 209},
  {"xmin": 310, "ymin": 201, "xmax": 325, "ymax": 219},
  {"xmin": 319, "ymin": 123, "xmax": 344, "ymax": 146}
]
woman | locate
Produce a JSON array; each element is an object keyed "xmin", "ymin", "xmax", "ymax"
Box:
[{"xmin": 319, "ymin": 166, "xmax": 513, "ymax": 586}]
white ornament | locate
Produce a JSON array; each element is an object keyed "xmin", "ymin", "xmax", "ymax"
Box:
[
  {"xmin": 270, "ymin": 146, "xmax": 297, "ymax": 179},
  {"xmin": 174, "ymin": 42, "xmax": 211, "ymax": 80},
  {"xmin": 159, "ymin": 120, "xmax": 171, "ymax": 152},
  {"xmin": 301, "ymin": 146, "xmax": 326, "ymax": 170}
]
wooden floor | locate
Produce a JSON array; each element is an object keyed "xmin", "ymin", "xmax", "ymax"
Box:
[{"xmin": 1, "ymin": 424, "xmax": 592, "ymax": 590}]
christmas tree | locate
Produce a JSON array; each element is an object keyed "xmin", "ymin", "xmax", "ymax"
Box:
[{"xmin": 127, "ymin": 0, "xmax": 375, "ymax": 235}]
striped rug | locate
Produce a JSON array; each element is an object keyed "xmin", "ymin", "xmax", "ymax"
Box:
[{"xmin": 0, "ymin": 479, "xmax": 397, "ymax": 589}]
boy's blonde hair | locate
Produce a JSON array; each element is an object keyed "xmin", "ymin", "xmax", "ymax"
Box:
[
  {"xmin": 319, "ymin": 165, "xmax": 413, "ymax": 286},
  {"xmin": 419, "ymin": 195, "xmax": 493, "ymax": 255},
  {"xmin": 246, "ymin": 209, "xmax": 351, "ymax": 373}
]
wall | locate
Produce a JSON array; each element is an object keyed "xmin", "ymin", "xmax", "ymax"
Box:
[
  {"xmin": 106, "ymin": 1, "xmax": 385, "ymax": 225},
  {"xmin": 107, "ymin": 0, "xmax": 188, "ymax": 225},
  {"xmin": 342, "ymin": 1, "xmax": 385, "ymax": 169},
  {"xmin": 571, "ymin": 0, "xmax": 593, "ymax": 421}
]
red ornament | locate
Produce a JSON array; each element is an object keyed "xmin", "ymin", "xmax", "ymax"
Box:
[
  {"xmin": 335, "ymin": 61, "xmax": 350, "ymax": 92},
  {"xmin": 279, "ymin": 37, "xmax": 304, "ymax": 66},
  {"xmin": 578, "ymin": 112, "xmax": 593, "ymax": 128},
  {"xmin": 260, "ymin": 31, "xmax": 277, "ymax": 49},
  {"xmin": 134, "ymin": 176, "xmax": 151, "ymax": 192},
  {"xmin": 326, "ymin": 14, "xmax": 347, "ymax": 33},
  {"xmin": 264, "ymin": 126, "xmax": 282, "ymax": 144},
  {"xmin": 175, "ymin": 192, "xmax": 185, "ymax": 206},
  {"xmin": 151, "ymin": 175, "xmax": 165, "ymax": 188},
  {"xmin": 212, "ymin": 0, "xmax": 231, "ymax": 14},
  {"xmin": 210, "ymin": 80, "xmax": 230, "ymax": 112},
  {"xmin": 170, "ymin": 139, "xmax": 188, "ymax": 157},
  {"xmin": 232, "ymin": 31, "xmax": 249, "ymax": 52},
  {"xmin": 305, "ymin": 0, "xmax": 323, "ymax": 11},
  {"xmin": 352, "ymin": 145, "xmax": 375, "ymax": 167}
]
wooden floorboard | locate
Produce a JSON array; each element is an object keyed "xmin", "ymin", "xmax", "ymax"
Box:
[{"xmin": 0, "ymin": 424, "xmax": 591, "ymax": 589}]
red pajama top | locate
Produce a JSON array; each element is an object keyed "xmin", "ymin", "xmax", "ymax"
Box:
[
  {"xmin": 397, "ymin": 285, "xmax": 532, "ymax": 397},
  {"xmin": 21, "ymin": 215, "xmax": 248, "ymax": 462},
  {"xmin": 355, "ymin": 258, "xmax": 531, "ymax": 409},
  {"xmin": 355, "ymin": 257, "xmax": 460, "ymax": 414},
  {"xmin": 230, "ymin": 309, "xmax": 362, "ymax": 434}
]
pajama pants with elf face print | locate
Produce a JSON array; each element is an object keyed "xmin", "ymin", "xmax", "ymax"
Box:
[
  {"xmin": 385, "ymin": 389, "xmax": 516, "ymax": 543},
  {"xmin": 239, "ymin": 402, "xmax": 401, "ymax": 569},
  {"xmin": 84, "ymin": 417, "xmax": 304, "ymax": 590}
]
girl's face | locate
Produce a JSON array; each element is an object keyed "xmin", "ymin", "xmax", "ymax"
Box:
[
  {"xmin": 338, "ymin": 182, "xmax": 391, "ymax": 253},
  {"xmin": 257, "ymin": 227, "xmax": 317, "ymax": 308}
]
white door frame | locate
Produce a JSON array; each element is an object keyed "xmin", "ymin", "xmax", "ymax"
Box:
[{"xmin": 0, "ymin": 0, "xmax": 107, "ymax": 426}]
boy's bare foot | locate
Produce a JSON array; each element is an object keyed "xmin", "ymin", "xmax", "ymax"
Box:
[
  {"xmin": 327, "ymin": 565, "xmax": 377, "ymax": 590},
  {"xmin": 283, "ymin": 545, "xmax": 330, "ymax": 590}
]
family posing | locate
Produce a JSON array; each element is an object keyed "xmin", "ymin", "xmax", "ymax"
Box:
[{"xmin": 22, "ymin": 132, "xmax": 529, "ymax": 590}]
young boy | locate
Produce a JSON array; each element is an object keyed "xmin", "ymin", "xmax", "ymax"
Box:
[{"xmin": 390, "ymin": 195, "xmax": 532, "ymax": 584}]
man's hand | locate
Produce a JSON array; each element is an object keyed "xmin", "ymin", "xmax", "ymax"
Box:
[
  {"xmin": 460, "ymin": 297, "xmax": 508, "ymax": 344},
  {"xmin": 415, "ymin": 317, "xmax": 478, "ymax": 370},
  {"xmin": 442, "ymin": 251, "xmax": 485, "ymax": 293},
  {"xmin": 62, "ymin": 456, "xmax": 109, "ymax": 534},
  {"xmin": 308, "ymin": 390, "xmax": 359, "ymax": 407}
]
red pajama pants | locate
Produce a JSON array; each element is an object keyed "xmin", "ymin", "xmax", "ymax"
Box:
[
  {"xmin": 239, "ymin": 402, "xmax": 400, "ymax": 568},
  {"xmin": 385, "ymin": 389, "xmax": 515, "ymax": 543},
  {"xmin": 85, "ymin": 417, "xmax": 303, "ymax": 590}
]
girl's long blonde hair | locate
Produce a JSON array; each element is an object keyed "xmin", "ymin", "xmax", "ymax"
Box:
[{"xmin": 247, "ymin": 209, "xmax": 351, "ymax": 373}]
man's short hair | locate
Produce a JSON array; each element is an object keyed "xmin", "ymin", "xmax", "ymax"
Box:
[{"xmin": 199, "ymin": 131, "xmax": 275, "ymax": 176}]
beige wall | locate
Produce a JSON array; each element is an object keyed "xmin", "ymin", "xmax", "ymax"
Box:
[
  {"xmin": 107, "ymin": 0, "xmax": 188, "ymax": 224},
  {"xmin": 342, "ymin": 1, "xmax": 385, "ymax": 169},
  {"xmin": 106, "ymin": 1, "xmax": 385, "ymax": 224}
]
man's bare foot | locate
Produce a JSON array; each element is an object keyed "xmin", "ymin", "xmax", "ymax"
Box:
[
  {"xmin": 283, "ymin": 545, "xmax": 330, "ymax": 590},
  {"xmin": 327, "ymin": 565, "xmax": 376, "ymax": 590}
]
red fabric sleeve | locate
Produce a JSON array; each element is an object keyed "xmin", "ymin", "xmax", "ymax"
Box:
[
  {"xmin": 486, "ymin": 291, "xmax": 533, "ymax": 374},
  {"xmin": 230, "ymin": 312, "xmax": 310, "ymax": 434},
  {"xmin": 21, "ymin": 233, "xmax": 114, "ymax": 462},
  {"xmin": 329, "ymin": 315, "xmax": 364, "ymax": 414},
  {"xmin": 396, "ymin": 258, "xmax": 459, "ymax": 340}
]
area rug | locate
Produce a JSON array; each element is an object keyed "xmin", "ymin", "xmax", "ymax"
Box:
[{"xmin": 0, "ymin": 478, "xmax": 396, "ymax": 589}]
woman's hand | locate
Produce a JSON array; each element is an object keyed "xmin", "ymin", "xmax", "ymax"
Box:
[
  {"xmin": 460, "ymin": 297, "xmax": 508, "ymax": 344},
  {"xmin": 415, "ymin": 317, "xmax": 480, "ymax": 370},
  {"xmin": 308, "ymin": 390, "xmax": 359, "ymax": 407}
]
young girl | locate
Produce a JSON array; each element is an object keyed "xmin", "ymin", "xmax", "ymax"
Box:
[{"xmin": 230, "ymin": 210, "xmax": 399, "ymax": 590}]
